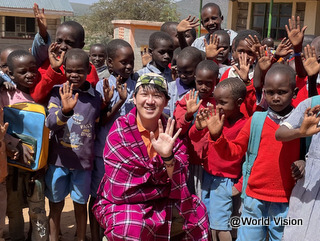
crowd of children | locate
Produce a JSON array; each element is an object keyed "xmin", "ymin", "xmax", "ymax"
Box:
[{"xmin": 1, "ymin": 1, "xmax": 320, "ymax": 241}]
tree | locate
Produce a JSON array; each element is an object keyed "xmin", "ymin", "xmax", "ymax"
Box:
[{"xmin": 78, "ymin": 0, "xmax": 179, "ymax": 47}]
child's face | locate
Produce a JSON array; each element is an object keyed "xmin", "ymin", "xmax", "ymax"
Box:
[
  {"xmin": 89, "ymin": 46, "xmax": 106, "ymax": 69},
  {"xmin": 150, "ymin": 39, "xmax": 174, "ymax": 71},
  {"xmin": 55, "ymin": 25, "xmax": 84, "ymax": 54},
  {"xmin": 64, "ymin": 58, "xmax": 90, "ymax": 89},
  {"xmin": 233, "ymin": 40, "xmax": 255, "ymax": 65},
  {"xmin": 201, "ymin": 6, "xmax": 223, "ymax": 34},
  {"xmin": 177, "ymin": 57, "xmax": 196, "ymax": 85},
  {"xmin": 216, "ymin": 35, "xmax": 230, "ymax": 64},
  {"xmin": 166, "ymin": 25, "xmax": 179, "ymax": 50},
  {"xmin": 263, "ymin": 73, "xmax": 297, "ymax": 115},
  {"xmin": 214, "ymin": 86, "xmax": 240, "ymax": 120},
  {"xmin": 0, "ymin": 49, "xmax": 11, "ymax": 75},
  {"xmin": 10, "ymin": 55, "xmax": 38, "ymax": 91},
  {"xmin": 185, "ymin": 30, "xmax": 196, "ymax": 46},
  {"xmin": 108, "ymin": 46, "xmax": 134, "ymax": 79},
  {"xmin": 195, "ymin": 68, "xmax": 217, "ymax": 99}
]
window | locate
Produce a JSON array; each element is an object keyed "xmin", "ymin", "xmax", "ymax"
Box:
[
  {"xmin": 5, "ymin": 16, "xmax": 36, "ymax": 38},
  {"xmin": 251, "ymin": 3, "xmax": 292, "ymax": 40}
]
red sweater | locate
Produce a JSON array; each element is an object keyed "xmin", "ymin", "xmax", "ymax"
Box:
[
  {"xmin": 212, "ymin": 116, "xmax": 300, "ymax": 203},
  {"xmin": 220, "ymin": 68, "xmax": 257, "ymax": 117},
  {"xmin": 291, "ymin": 76, "xmax": 320, "ymax": 108},
  {"xmin": 202, "ymin": 116, "xmax": 247, "ymax": 179},
  {"xmin": 30, "ymin": 59, "xmax": 99, "ymax": 104},
  {"xmin": 174, "ymin": 93, "xmax": 216, "ymax": 165}
]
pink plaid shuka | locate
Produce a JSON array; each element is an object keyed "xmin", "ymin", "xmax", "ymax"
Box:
[{"xmin": 93, "ymin": 107, "xmax": 209, "ymax": 240}]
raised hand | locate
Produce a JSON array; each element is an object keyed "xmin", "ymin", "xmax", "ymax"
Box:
[
  {"xmin": 195, "ymin": 108, "xmax": 209, "ymax": 130},
  {"xmin": 140, "ymin": 47, "xmax": 152, "ymax": 67},
  {"xmin": 205, "ymin": 105, "xmax": 224, "ymax": 140},
  {"xmin": 245, "ymin": 35, "xmax": 261, "ymax": 55},
  {"xmin": 204, "ymin": 34, "xmax": 224, "ymax": 60},
  {"xmin": 60, "ymin": 81, "xmax": 79, "ymax": 115},
  {"xmin": 177, "ymin": 15, "xmax": 200, "ymax": 33},
  {"xmin": 256, "ymin": 46, "xmax": 273, "ymax": 73},
  {"xmin": 33, "ymin": 3, "xmax": 47, "ymax": 41},
  {"xmin": 49, "ymin": 43, "xmax": 65, "ymax": 71},
  {"xmin": 299, "ymin": 106, "xmax": 320, "ymax": 137},
  {"xmin": 233, "ymin": 52, "xmax": 250, "ymax": 83},
  {"xmin": 303, "ymin": 45, "xmax": 320, "ymax": 76},
  {"xmin": 116, "ymin": 76, "xmax": 127, "ymax": 101},
  {"xmin": 102, "ymin": 78, "xmax": 114, "ymax": 105},
  {"xmin": 275, "ymin": 37, "xmax": 293, "ymax": 58},
  {"xmin": 285, "ymin": 16, "xmax": 307, "ymax": 52},
  {"xmin": 291, "ymin": 160, "xmax": 305, "ymax": 180},
  {"xmin": 150, "ymin": 118, "xmax": 182, "ymax": 158},
  {"xmin": 185, "ymin": 89, "xmax": 203, "ymax": 121}
]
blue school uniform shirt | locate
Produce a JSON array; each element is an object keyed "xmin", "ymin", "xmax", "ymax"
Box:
[
  {"xmin": 168, "ymin": 78, "xmax": 195, "ymax": 117},
  {"xmin": 137, "ymin": 62, "xmax": 173, "ymax": 83},
  {"xmin": 94, "ymin": 74, "xmax": 137, "ymax": 158}
]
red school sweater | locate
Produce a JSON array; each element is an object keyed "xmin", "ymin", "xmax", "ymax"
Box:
[
  {"xmin": 212, "ymin": 116, "xmax": 300, "ymax": 203},
  {"xmin": 30, "ymin": 59, "xmax": 99, "ymax": 104},
  {"xmin": 220, "ymin": 68, "xmax": 257, "ymax": 118},
  {"xmin": 174, "ymin": 93, "xmax": 216, "ymax": 165}
]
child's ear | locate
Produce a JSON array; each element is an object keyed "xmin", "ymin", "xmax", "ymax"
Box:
[
  {"xmin": 148, "ymin": 48, "xmax": 153, "ymax": 56},
  {"xmin": 107, "ymin": 57, "xmax": 113, "ymax": 68},
  {"xmin": 292, "ymin": 87, "xmax": 299, "ymax": 99},
  {"xmin": 236, "ymin": 98, "xmax": 243, "ymax": 107},
  {"xmin": 221, "ymin": 15, "xmax": 224, "ymax": 21}
]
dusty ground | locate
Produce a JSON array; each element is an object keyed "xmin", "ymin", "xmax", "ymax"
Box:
[{"xmin": 4, "ymin": 195, "xmax": 92, "ymax": 241}]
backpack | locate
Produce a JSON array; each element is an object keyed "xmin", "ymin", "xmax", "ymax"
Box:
[
  {"xmin": 4, "ymin": 102, "xmax": 49, "ymax": 171},
  {"xmin": 241, "ymin": 111, "xmax": 268, "ymax": 199}
]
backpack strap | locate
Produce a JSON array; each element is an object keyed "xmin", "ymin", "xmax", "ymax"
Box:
[{"xmin": 241, "ymin": 111, "xmax": 268, "ymax": 199}]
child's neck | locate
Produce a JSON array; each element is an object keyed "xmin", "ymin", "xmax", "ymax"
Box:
[
  {"xmin": 17, "ymin": 85, "xmax": 30, "ymax": 94},
  {"xmin": 150, "ymin": 61, "xmax": 165, "ymax": 72},
  {"xmin": 273, "ymin": 105, "xmax": 293, "ymax": 117},
  {"xmin": 227, "ymin": 111, "xmax": 244, "ymax": 125}
]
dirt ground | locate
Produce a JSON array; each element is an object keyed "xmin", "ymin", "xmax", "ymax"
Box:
[{"xmin": 4, "ymin": 195, "xmax": 92, "ymax": 241}]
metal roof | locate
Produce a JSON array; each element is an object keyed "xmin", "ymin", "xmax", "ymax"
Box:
[{"xmin": 0, "ymin": 0, "xmax": 73, "ymax": 15}]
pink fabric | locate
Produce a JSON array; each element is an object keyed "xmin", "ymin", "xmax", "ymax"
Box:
[{"xmin": 93, "ymin": 107, "xmax": 209, "ymax": 240}]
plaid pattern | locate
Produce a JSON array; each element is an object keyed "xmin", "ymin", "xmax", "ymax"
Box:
[{"xmin": 93, "ymin": 107, "xmax": 209, "ymax": 240}]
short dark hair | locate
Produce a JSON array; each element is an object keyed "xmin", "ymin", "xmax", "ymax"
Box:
[
  {"xmin": 107, "ymin": 39, "xmax": 132, "ymax": 59},
  {"xmin": 134, "ymin": 84, "xmax": 170, "ymax": 100},
  {"xmin": 202, "ymin": 3, "xmax": 222, "ymax": 17},
  {"xmin": 177, "ymin": 46, "xmax": 203, "ymax": 66},
  {"xmin": 213, "ymin": 30, "xmax": 230, "ymax": 46},
  {"xmin": 149, "ymin": 31, "xmax": 173, "ymax": 50},
  {"xmin": 265, "ymin": 63, "xmax": 296, "ymax": 89},
  {"xmin": 63, "ymin": 48, "xmax": 90, "ymax": 69},
  {"xmin": 233, "ymin": 30, "xmax": 261, "ymax": 50},
  {"xmin": 7, "ymin": 50, "xmax": 34, "ymax": 73},
  {"xmin": 160, "ymin": 22, "xmax": 178, "ymax": 33},
  {"xmin": 216, "ymin": 77, "xmax": 247, "ymax": 101},
  {"xmin": 59, "ymin": 21, "xmax": 85, "ymax": 43},
  {"xmin": 196, "ymin": 59, "xmax": 219, "ymax": 78},
  {"xmin": 90, "ymin": 43, "xmax": 107, "ymax": 54}
]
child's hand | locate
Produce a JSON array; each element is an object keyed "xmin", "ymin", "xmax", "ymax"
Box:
[
  {"xmin": 303, "ymin": 45, "xmax": 320, "ymax": 77},
  {"xmin": 204, "ymin": 34, "xmax": 224, "ymax": 60},
  {"xmin": 17, "ymin": 143, "xmax": 34, "ymax": 166},
  {"xmin": 245, "ymin": 35, "xmax": 261, "ymax": 55},
  {"xmin": 256, "ymin": 46, "xmax": 273, "ymax": 73},
  {"xmin": 205, "ymin": 105, "xmax": 225, "ymax": 140},
  {"xmin": 291, "ymin": 160, "xmax": 305, "ymax": 180},
  {"xmin": 232, "ymin": 186, "xmax": 241, "ymax": 196},
  {"xmin": 2, "ymin": 82, "xmax": 16, "ymax": 91},
  {"xmin": 233, "ymin": 52, "xmax": 250, "ymax": 83},
  {"xmin": 33, "ymin": 3, "xmax": 47, "ymax": 41},
  {"xmin": 185, "ymin": 89, "xmax": 203, "ymax": 121},
  {"xmin": 195, "ymin": 108, "xmax": 209, "ymax": 130},
  {"xmin": 177, "ymin": 15, "xmax": 199, "ymax": 33},
  {"xmin": 275, "ymin": 37, "xmax": 293, "ymax": 58},
  {"xmin": 140, "ymin": 48, "xmax": 152, "ymax": 67},
  {"xmin": 102, "ymin": 78, "xmax": 114, "ymax": 105},
  {"xmin": 299, "ymin": 106, "xmax": 320, "ymax": 137},
  {"xmin": 116, "ymin": 76, "xmax": 127, "ymax": 101},
  {"xmin": 60, "ymin": 81, "xmax": 79, "ymax": 115},
  {"xmin": 49, "ymin": 43, "xmax": 65, "ymax": 71},
  {"xmin": 285, "ymin": 16, "xmax": 307, "ymax": 52}
]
